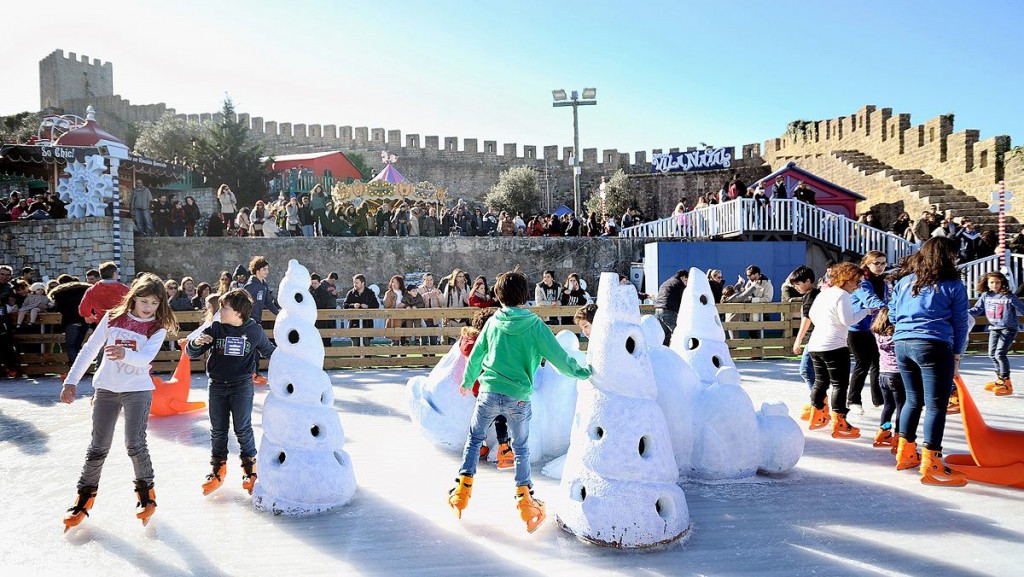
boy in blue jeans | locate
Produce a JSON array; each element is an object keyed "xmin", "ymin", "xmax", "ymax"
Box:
[
  {"xmin": 186, "ymin": 289, "xmax": 275, "ymax": 496},
  {"xmin": 448, "ymin": 270, "xmax": 592, "ymax": 532}
]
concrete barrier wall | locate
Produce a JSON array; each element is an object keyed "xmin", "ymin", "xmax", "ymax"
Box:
[{"xmin": 135, "ymin": 236, "xmax": 649, "ymax": 293}]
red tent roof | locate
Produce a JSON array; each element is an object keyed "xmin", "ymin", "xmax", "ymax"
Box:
[{"xmin": 54, "ymin": 119, "xmax": 125, "ymax": 148}]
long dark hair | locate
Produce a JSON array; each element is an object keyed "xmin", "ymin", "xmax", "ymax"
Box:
[
  {"xmin": 108, "ymin": 273, "xmax": 178, "ymax": 335},
  {"xmin": 897, "ymin": 236, "xmax": 960, "ymax": 296}
]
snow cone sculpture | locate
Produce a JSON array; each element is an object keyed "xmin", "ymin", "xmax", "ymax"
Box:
[
  {"xmin": 529, "ymin": 330, "xmax": 584, "ymax": 460},
  {"xmin": 669, "ymin": 268, "xmax": 803, "ymax": 478},
  {"xmin": 558, "ymin": 273, "xmax": 690, "ymax": 548},
  {"xmin": 253, "ymin": 260, "xmax": 356, "ymax": 515},
  {"xmin": 406, "ymin": 342, "xmax": 476, "ymax": 451},
  {"xmin": 640, "ymin": 316, "xmax": 701, "ymax": 476}
]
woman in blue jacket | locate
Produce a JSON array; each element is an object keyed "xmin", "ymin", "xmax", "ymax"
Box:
[
  {"xmin": 890, "ymin": 237, "xmax": 969, "ymax": 487},
  {"xmin": 848, "ymin": 250, "xmax": 889, "ymax": 413}
]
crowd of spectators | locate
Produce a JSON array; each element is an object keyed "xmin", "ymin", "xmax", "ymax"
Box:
[
  {"xmin": 199, "ymin": 185, "xmax": 648, "ymax": 239},
  {"xmin": 0, "ymin": 190, "xmax": 66, "ymax": 222}
]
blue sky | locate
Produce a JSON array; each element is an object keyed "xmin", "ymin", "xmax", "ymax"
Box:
[{"xmin": 1, "ymin": 0, "xmax": 1018, "ymax": 156}]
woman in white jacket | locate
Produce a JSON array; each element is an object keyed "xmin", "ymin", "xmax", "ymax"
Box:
[
  {"xmin": 216, "ymin": 184, "xmax": 237, "ymax": 230},
  {"xmin": 806, "ymin": 262, "xmax": 872, "ymax": 439}
]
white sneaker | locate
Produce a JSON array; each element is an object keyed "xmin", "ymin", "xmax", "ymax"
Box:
[{"xmin": 849, "ymin": 403, "xmax": 865, "ymax": 416}]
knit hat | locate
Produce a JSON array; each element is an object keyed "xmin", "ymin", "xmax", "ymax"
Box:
[{"xmin": 30, "ymin": 282, "xmax": 45, "ymax": 292}]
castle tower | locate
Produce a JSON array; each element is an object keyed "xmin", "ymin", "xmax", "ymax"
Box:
[{"xmin": 40, "ymin": 49, "xmax": 113, "ymax": 110}]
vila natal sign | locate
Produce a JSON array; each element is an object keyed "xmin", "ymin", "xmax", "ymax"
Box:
[{"xmin": 650, "ymin": 147, "xmax": 734, "ymax": 174}]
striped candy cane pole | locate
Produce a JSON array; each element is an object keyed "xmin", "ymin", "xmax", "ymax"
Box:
[
  {"xmin": 110, "ymin": 157, "xmax": 121, "ymax": 271},
  {"xmin": 998, "ymin": 180, "xmax": 1006, "ymax": 274}
]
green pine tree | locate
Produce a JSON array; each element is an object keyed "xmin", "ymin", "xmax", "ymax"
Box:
[{"xmin": 191, "ymin": 97, "xmax": 268, "ymax": 206}]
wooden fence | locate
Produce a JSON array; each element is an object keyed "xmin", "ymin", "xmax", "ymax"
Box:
[{"xmin": 11, "ymin": 302, "xmax": 1012, "ymax": 377}]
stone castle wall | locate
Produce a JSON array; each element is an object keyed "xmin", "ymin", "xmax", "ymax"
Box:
[
  {"xmin": 39, "ymin": 50, "xmax": 114, "ymax": 110},
  {"xmin": 0, "ymin": 217, "xmax": 134, "ymax": 280},
  {"xmin": 763, "ymin": 105, "xmax": 1023, "ymax": 221}
]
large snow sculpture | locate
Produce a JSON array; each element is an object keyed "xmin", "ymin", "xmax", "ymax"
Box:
[
  {"xmin": 528, "ymin": 330, "xmax": 583, "ymax": 460},
  {"xmin": 641, "ymin": 315, "xmax": 700, "ymax": 476},
  {"xmin": 670, "ymin": 268, "xmax": 803, "ymax": 478},
  {"xmin": 407, "ymin": 330, "xmax": 581, "ymax": 463},
  {"xmin": 406, "ymin": 342, "xmax": 476, "ymax": 450},
  {"xmin": 253, "ymin": 260, "xmax": 356, "ymax": 515},
  {"xmin": 558, "ymin": 272, "xmax": 690, "ymax": 548},
  {"xmin": 56, "ymin": 154, "xmax": 113, "ymax": 218}
]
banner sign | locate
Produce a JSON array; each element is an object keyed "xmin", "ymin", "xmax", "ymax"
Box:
[{"xmin": 650, "ymin": 147, "xmax": 734, "ymax": 174}]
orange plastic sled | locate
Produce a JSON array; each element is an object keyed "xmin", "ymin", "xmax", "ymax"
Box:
[
  {"xmin": 943, "ymin": 375, "xmax": 1024, "ymax": 488},
  {"xmin": 150, "ymin": 341, "xmax": 206, "ymax": 417}
]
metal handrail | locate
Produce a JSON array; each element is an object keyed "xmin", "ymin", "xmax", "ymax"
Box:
[{"xmin": 621, "ymin": 198, "xmax": 916, "ymax": 261}]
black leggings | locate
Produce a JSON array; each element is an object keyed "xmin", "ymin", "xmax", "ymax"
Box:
[
  {"xmin": 810, "ymin": 347, "xmax": 851, "ymax": 415},
  {"xmin": 848, "ymin": 330, "xmax": 881, "ymax": 406},
  {"xmin": 494, "ymin": 415, "xmax": 508, "ymax": 444},
  {"xmin": 879, "ymin": 371, "xmax": 905, "ymax": 433}
]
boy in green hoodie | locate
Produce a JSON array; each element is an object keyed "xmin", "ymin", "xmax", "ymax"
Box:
[{"xmin": 447, "ymin": 270, "xmax": 592, "ymax": 532}]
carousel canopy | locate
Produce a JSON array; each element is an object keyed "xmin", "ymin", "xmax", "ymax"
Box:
[{"xmin": 370, "ymin": 163, "xmax": 407, "ymax": 184}]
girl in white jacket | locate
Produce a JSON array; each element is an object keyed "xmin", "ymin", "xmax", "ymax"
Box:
[{"xmin": 806, "ymin": 262, "xmax": 871, "ymax": 439}]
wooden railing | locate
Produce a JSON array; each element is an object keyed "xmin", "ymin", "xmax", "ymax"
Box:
[
  {"xmin": 621, "ymin": 198, "xmax": 916, "ymax": 264},
  {"xmin": 11, "ymin": 303, "xmax": 804, "ymax": 376}
]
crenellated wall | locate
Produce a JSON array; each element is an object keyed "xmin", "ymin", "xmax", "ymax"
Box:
[
  {"xmin": 39, "ymin": 49, "xmax": 114, "ymax": 110},
  {"xmin": 764, "ymin": 105, "xmax": 1021, "ymax": 221}
]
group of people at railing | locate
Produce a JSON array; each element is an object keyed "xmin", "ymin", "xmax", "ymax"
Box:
[{"xmin": 132, "ymin": 182, "xmax": 653, "ymax": 239}]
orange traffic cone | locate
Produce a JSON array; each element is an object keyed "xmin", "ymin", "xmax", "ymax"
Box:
[
  {"xmin": 150, "ymin": 343, "xmax": 205, "ymax": 417},
  {"xmin": 942, "ymin": 376, "xmax": 1024, "ymax": 488}
]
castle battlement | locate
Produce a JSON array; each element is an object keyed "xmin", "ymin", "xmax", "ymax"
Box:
[
  {"xmin": 40, "ymin": 49, "xmax": 114, "ymax": 109},
  {"xmin": 764, "ymin": 105, "xmax": 1011, "ymax": 194},
  {"xmin": 169, "ymin": 109, "xmax": 763, "ymax": 175}
]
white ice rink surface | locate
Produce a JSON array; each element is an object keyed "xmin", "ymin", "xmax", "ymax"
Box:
[{"xmin": 2, "ymin": 356, "xmax": 1023, "ymax": 576}]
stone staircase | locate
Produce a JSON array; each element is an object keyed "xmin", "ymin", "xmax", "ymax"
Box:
[{"xmin": 832, "ymin": 150, "xmax": 1021, "ymax": 233}]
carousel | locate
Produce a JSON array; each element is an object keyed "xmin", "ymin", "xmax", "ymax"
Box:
[{"xmin": 331, "ymin": 151, "xmax": 447, "ymax": 210}]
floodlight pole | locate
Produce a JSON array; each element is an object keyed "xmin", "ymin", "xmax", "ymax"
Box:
[{"xmin": 553, "ymin": 91, "xmax": 596, "ymax": 217}]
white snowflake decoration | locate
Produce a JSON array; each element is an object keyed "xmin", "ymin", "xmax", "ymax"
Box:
[{"xmin": 57, "ymin": 154, "xmax": 112, "ymax": 218}]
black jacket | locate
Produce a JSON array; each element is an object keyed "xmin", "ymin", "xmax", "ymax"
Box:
[
  {"xmin": 313, "ymin": 281, "xmax": 339, "ymax": 309},
  {"xmin": 186, "ymin": 319, "xmax": 275, "ymax": 384},
  {"xmin": 48, "ymin": 281, "xmax": 89, "ymax": 327},
  {"xmin": 343, "ymin": 287, "xmax": 379, "ymax": 309},
  {"xmin": 655, "ymin": 276, "xmax": 686, "ymax": 312}
]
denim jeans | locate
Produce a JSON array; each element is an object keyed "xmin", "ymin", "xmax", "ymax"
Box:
[
  {"xmin": 64, "ymin": 322, "xmax": 88, "ymax": 366},
  {"xmin": 988, "ymin": 328, "xmax": 1017, "ymax": 378},
  {"xmin": 208, "ymin": 380, "xmax": 257, "ymax": 459},
  {"xmin": 896, "ymin": 339, "xmax": 954, "ymax": 451},
  {"xmin": 459, "ymin": 392, "xmax": 533, "ymax": 488},
  {"xmin": 878, "ymin": 371, "xmax": 905, "ymax": 432},
  {"xmin": 302, "ymin": 224, "xmax": 314, "ymax": 237},
  {"xmin": 810, "ymin": 347, "xmax": 851, "ymax": 414},
  {"xmin": 655, "ymin": 309, "xmax": 678, "ymax": 333},
  {"xmin": 78, "ymin": 389, "xmax": 154, "ymax": 489},
  {"xmin": 799, "ymin": 348, "xmax": 815, "ymax": 390},
  {"xmin": 133, "ymin": 208, "xmax": 154, "ymax": 236}
]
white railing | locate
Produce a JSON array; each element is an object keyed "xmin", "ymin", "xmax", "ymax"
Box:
[
  {"xmin": 622, "ymin": 198, "xmax": 916, "ymax": 263},
  {"xmin": 958, "ymin": 253, "xmax": 1024, "ymax": 299}
]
